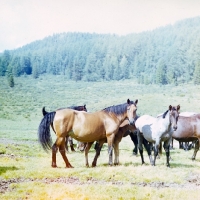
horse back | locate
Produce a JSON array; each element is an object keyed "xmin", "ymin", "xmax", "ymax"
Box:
[{"xmin": 173, "ymin": 114, "xmax": 200, "ymax": 140}]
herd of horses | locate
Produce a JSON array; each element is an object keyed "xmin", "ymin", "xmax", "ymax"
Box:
[{"xmin": 38, "ymin": 99, "xmax": 200, "ymax": 168}]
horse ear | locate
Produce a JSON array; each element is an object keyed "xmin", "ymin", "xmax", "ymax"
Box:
[
  {"xmin": 127, "ymin": 99, "xmax": 130, "ymax": 104},
  {"xmin": 169, "ymin": 105, "xmax": 172, "ymax": 110},
  {"xmin": 135, "ymin": 99, "xmax": 138, "ymax": 105},
  {"xmin": 177, "ymin": 105, "xmax": 180, "ymax": 111}
]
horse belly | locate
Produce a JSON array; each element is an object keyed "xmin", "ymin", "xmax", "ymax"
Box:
[
  {"xmin": 72, "ymin": 125, "xmax": 106, "ymax": 143},
  {"xmin": 141, "ymin": 125, "xmax": 155, "ymax": 143}
]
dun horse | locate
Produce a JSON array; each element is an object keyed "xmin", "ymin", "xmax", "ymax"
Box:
[
  {"xmin": 135, "ymin": 105, "xmax": 180, "ymax": 167},
  {"xmin": 38, "ymin": 99, "xmax": 138, "ymax": 168},
  {"xmin": 42, "ymin": 105, "xmax": 87, "ymax": 152},
  {"xmin": 172, "ymin": 113, "xmax": 200, "ymax": 160}
]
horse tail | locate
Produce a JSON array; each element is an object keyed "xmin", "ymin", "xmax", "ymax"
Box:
[
  {"xmin": 42, "ymin": 107, "xmax": 49, "ymax": 116},
  {"xmin": 38, "ymin": 111, "xmax": 56, "ymax": 152}
]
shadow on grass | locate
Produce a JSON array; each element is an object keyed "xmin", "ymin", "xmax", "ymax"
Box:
[
  {"xmin": 0, "ymin": 166, "xmax": 18, "ymax": 175},
  {"xmin": 171, "ymin": 162, "xmax": 198, "ymax": 168}
]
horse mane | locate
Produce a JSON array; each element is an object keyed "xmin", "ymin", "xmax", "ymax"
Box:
[
  {"xmin": 162, "ymin": 110, "xmax": 169, "ymax": 118},
  {"xmin": 103, "ymin": 101, "xmax": 134, "ymax": 115}
]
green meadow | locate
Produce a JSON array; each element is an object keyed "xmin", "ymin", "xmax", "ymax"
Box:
[{"xmin": 1, "ymin": 75, "xmax": 200, "ymax": 200}]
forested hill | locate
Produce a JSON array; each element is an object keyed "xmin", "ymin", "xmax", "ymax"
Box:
[{"xmin": 1, "ymin": 16, "xmax": 200, "ymax": 86}]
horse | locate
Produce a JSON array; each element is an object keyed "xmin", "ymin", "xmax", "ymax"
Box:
[
  {"xmin": 172, "ymin": 113, "xmax": 200, "ymax": 160},
  {"xmin": 38, "ymin": 99, "xmax": 138, "ymax": 168},
  {"xmin": 42, "ymin": 105, "xmax": 87, "ymax": 152},
  {"xmin": 86, "ymin": 117, "xmax": 153, "ymax": 167},
  {"xmin": 171, "ymin": 112, "xmax": 197, "ymax": 150},
  {"xmin": 135, "ymin": 105, "xmax": 180, "ymax": 167}
]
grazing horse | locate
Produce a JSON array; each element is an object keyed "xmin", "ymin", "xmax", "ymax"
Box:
[
  {"xmin": 172, "ymin": 113, "xmax": 200, "ymax": 160},
  {"xmin": 87, "ymin": 118, "xmax": 153, "ymax": 167},
  {"xmin": 38, "ymin": 99, "xmax": 138, "ymax": 168},
  {"xmin": 42, "ymin": 105, "xmax": 87, "ymax": 152},
  {"xmin": 135, "ymin": 105, "xmax": 180, "ymax": 167}
]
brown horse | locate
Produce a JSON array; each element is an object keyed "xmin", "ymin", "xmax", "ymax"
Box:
[
  {"xmin": 85, "ymin": 117, "xmax": 153, "ymax": 167},
  {"xmin": 172, "ymin": 113, "xmax": 200, "ymax": 160},
  {"xmin": 38, "ymin": 99, "xmax": 138, "ymax": 168},
  {"xmin": 42, "ymin": 105, "xmax": 87, "ymax": 152}
]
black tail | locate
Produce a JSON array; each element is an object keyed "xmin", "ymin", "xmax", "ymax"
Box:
[
  {"xmin": 42, "ymin": 107, "xmax": 49, "ymax": 116},
  {"xmin": 38, "ymin": 111, "xmax": 56, "ymax": 152}
]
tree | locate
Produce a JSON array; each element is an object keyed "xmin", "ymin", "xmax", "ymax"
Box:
[
  {"xmin": 6, "ymin": 64, "xmax": 14, "ymax": 87},
  {"xmin": 119, "ymin": 55, "xmax": 129, "ymax": 79},
  {"xmin": 156, "ymin": 59, "xmax": 166, "ymax": 85},
  {"xmin": 193, "ymin": 61, "xmax": 200, "ymax": 85},
  {"xmin": 12, "ymin": 56, "xmax": 21, "ymax": 77},
  {"xmin": 32, "ymin": 63, "xmax": 39, "ymax": 79}
]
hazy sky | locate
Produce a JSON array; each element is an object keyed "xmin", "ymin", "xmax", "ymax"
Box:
[{"xmin": 1, "ymin": 0, "xmax": 200, "ymax": 53}]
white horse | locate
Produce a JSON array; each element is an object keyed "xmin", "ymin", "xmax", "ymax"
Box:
[{"xmin": 135, "ymin": 105, "xmax": 180, "ymax": 167}]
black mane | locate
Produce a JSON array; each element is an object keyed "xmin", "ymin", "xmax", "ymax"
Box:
[
  {"xmin": 162, "ymin": 110, "xmax": 169, "ymax": 118},
  {"xmin": 103, "ymin": 101, "xmax": 134, "ymax": 115}
]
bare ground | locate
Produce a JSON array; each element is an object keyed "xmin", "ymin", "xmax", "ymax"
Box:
[{"xmin": 1, "ymin": 173, "xmax": 200, "ymax": 194}]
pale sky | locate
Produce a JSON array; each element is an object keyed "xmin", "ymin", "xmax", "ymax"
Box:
[{"xmin": 0, "ymin": 0, "xmax": 200, "ymax": 53}]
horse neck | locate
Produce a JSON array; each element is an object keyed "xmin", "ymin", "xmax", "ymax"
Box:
[
  {"xmin": 119, "ymin": 113, "xmax": 130, "ymax": 124},
  {"xmin": 162, "ymin": 111, "xmax": 172, "ymax": 130}
]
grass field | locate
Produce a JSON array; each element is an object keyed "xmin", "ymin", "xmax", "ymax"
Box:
[{"xmin": 1, "ymin": 75, "xmax": 200, "ymax": 199}]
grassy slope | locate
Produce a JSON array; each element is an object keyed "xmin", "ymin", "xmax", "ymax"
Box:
[{"xmin": 1, "ymin": 75, "xmax": 200, "ymax": 199}]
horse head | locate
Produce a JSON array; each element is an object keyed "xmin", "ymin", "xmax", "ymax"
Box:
[
  {"xmin": 127, "ymin": 99, "xmax": 138, "ymax": 125},
  {"xmin": 169, "ymin": 105, "xmax": 180, "ymax": 131}
]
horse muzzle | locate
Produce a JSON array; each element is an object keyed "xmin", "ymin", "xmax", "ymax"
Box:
[
  {"xmin": 173, "ymin": 126, "xmax": 177, "ymax": 131},
  {"xmin": 129, "ymin": 119, "xmax": 135, "ymax": 126}
]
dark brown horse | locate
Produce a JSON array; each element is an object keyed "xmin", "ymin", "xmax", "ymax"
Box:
[
  {"xmin": 42, "ymin": 105, "xmax": 87, "ymax": 152},
  {"xmin": 38, "ymin": 99, "xmax": 138, "ymax": 168},
  {"xmin": 172, "ymin": 113, "xmax": 200, "ymax": 160}
]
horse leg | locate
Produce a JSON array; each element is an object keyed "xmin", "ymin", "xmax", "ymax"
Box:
[
  {"xmin": 107, "ymin": 134, "xmax": 115, "ymax": 166},
  {"xmin": 65, "ymin": 136, "xmax": 69, "ymax": 152},
  {"xmin": 92, "ymin": 140, "xmax": 105, "ymax": 167},
  {"xmin": 136, "ymin": 130, "xmax": 145, "ymax": 164},
  {"xmin": 59, "ymin": 139, "xmax": 73, "ymax": 168},
  {"xmin": 192, "ymin": 140, "xmax": 199, "ymax": 160},
  {"xmin": 129, "ymin": 132, "xmax": 138, "ymax": 155},
  {"xmin": 113, "ymin": 141, "xmax": 120, "ymax": 165},
  {"xmin": 153, "ymin": 139, "xmax": 161, "ymax": 166},
  {"xmin": 52, "ymin": 143, "xmax": 58, "ymax": 168},
  {"xmin": 85, "ymin": 142, "xmax": 93, "ymax": 167},
  {"xmin": 143, "ymin": 139, "xmax": 153, "ymax": 165},
  {"xmin": 69, "ymin": 136, "xmax": 76, "ymax": 152},
  {"xmin": 163, "ymin": 139, "xmax": 171, "ymax": 167},
  {"xmin": 170, "ymin": 138, "xmax": 174, "ymax": 150}
]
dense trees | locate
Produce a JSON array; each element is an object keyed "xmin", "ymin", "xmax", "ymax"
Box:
[{"xmin": 0, "ymin": 17, "xmax": 200, "ymax": 85}]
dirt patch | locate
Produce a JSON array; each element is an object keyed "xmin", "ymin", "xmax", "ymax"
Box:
[{"xmin": 1, "ymin": 174, "xmax": 200, "ymax": 194}]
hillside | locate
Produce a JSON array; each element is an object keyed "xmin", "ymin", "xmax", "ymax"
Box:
[{"xmin": 0, "ymin": 17, "xmax": 200, "ymax": 85}]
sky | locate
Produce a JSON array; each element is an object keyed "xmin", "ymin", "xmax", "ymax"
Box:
[{"xmin": 0, "ymin": 0, "xmax": 200, "ymax": 53}]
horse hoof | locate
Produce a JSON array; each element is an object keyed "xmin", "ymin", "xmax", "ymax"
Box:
[
  {"xmin": 52, "ymin": 165, "xmax": 57, "ymax": 168},
  {"xmin": 114, "ymin": 163, "xmax": 119, "ymax": 166},
  {"xmin": 66, "ymin": 165, "xmax": 74, "ymax": 168},
  {"xmin": 92, "ymin": 163, "xmax": 96, "ymax": 167}
]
